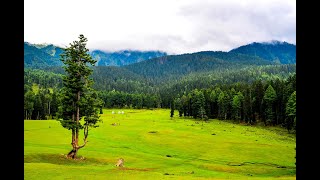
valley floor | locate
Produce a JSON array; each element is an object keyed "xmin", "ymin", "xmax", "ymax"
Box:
[{"xmin": 24, "ymin": 109, "xmax": 296, "ymax": 179}]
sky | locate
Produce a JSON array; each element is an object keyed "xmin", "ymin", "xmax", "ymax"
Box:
[{"xmin": 24, "ymin": 0, "xmax": 296, "ymax": 54}]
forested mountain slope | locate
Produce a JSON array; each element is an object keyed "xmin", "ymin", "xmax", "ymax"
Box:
[
  {"xmin": 24, "ymin": 41, "xmax": 295, "ymax": 68},
  {"xmin": 123, "ymin": 51, "xmax": 274, "ymax": 82},
  {"xmin": 91, "ymin": 50, "xmax": 167, "ymax": 66},
  {"xmin": 229, "ymin": 41, "xmax": 296, "ymax": 64},
  {"xmin": 24, "ymin": 42, "xmax": 167, "ymax": 68},
  {"xmin": 24, "ymin": 40, "xmax": 296, "ymax": 107},
  {"xmin": 24, "ymin": 42, "xmax": 63, "ymax": 68}
]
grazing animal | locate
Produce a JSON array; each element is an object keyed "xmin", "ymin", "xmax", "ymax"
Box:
[{"xmin": 116, "ymin": 158, "xmax": 124, "ymax": 167}]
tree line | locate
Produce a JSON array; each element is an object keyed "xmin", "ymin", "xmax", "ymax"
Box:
[
  {"xmin": 24, "ymin": 86, "xmax": 161, "ymax": 120},
  {"xmin": 24, "ymin": 73, "xmax": 296, "ymax": 133},
  {"xmin": 24, "ymin": 85, "xmax": 60, "ymax": 120},
  {"xmin": 171, "ymin": 74, "xmax": 296, "ymax": 132},
  {"xmin": 98, "ymin": 90, "xmax": 161, "ymax": 109},
  {"xmin": 157, "ymin": 64, "xmax": 295, "ymax": 108}
]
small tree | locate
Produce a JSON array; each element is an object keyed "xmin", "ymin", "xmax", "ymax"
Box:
[
  {"xmin": 174, "ymin": 97, "xmax": 183, "ymax": 117},
  {"xmin": 209, "ymin": 89, "xmax": 218, "ymax": 119},
  {"xmin": 263, "ymin": 85, "xmax": 277, "ymax": 125},
  {"xmin": 24, "ymin": 90, "xmax": 35, "ymax": 120},
  {"xmin": 232, "ymin": 92, "xmax": 244, "ymax": 123},
  {"xmin": 285, "ymin": 91, "xmax": 296, "ymax": 132},
  {"xmin": 44, "ymin": 90, "xmax": 52, "ymax": 119},
  {"xmin": 57, "ymin": 34, "xmax": 101, "ymax": 159},
  {"xmin": 217, "ymin": 91, "xmax": 229, "ymax": 120},
  {"xmin": 180, "ymin": 94, "xmax": 188, "ymax": 117},
  {"xmin": 170, "ymin": 100, "xmax": 175, "ymax": 118},
  {"xmin": 190, "ymin": 89, "xmax": 206, "ymax": 119}
]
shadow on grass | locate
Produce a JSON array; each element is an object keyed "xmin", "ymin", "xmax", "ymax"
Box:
[
  {"xmin": 24, "ymin": 153, "xmax": 110, "ymax": 166},
  {"xmin": 227, "ymin": 161, "xmax": 295, "ymax": 169}
]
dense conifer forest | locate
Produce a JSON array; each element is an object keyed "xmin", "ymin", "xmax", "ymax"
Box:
[{"xmin": 24, "ymin": 41, "xmax": 296, "ymax": 132}]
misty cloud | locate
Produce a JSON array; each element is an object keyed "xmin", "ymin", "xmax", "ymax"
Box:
[
  {"xmin": 24, "ymin": 0, "xmax": 295, "ymax": 54},
  {"xmin": 174, "ymin": 0, "xmax": 296, "ymax": 52}
]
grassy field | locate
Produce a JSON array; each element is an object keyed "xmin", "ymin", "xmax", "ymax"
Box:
[{"xmin": 24, "ymin": 109, "xmax": 296, "ymax": 179}]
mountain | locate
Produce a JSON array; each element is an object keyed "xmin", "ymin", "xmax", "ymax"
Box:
[
  {"xmin": 229, "ymin": 40, "xmax": 296, "ymax": 64},
  {"xmin": 123, "ymin": 50, "xmax": 274, "ymax": 83},
  {"xmin": 40, "ymin": 44, "xmax": 64, "ymax": 59},
  {"xmin": 24, "ymin": 40, "xmax": 296, "ymax": 112},
  {"xmin": 24, "ymin": 42, "xmax": 167, "ymax": 68},
  {"xmin": 39, "ymin": 49, "xmax": 283, "ymax": 87},
  {"xmin": 24, "ymin": 41, "xmax": 296, "ymax": 69},
  {"xmin": 24, "ymin": 42, "xmax": 64, "ymax": 68},
  {"xmin": 90, "ymin": 50, "xmax": 167, "ymax": 66},
  {"xmin": 26, "ymin": 40, "xmax": 297, "ymax": 84},
  {"xmin": 26, "ymin": 40, "xmax": 296, "ymax": 102}
]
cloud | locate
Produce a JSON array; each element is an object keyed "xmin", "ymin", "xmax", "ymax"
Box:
[
  {"xmin": 24, "ymin": 0, "xmax": 295, "ymax": 54},
  {"xmin": 175, "ymin": 0, "xmax": 296, "ymax": 52}
]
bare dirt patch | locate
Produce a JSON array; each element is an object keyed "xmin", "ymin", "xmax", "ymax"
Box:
[{"xmin": 115, "ymin": 167, "xmax": 156, "ymax": 172}]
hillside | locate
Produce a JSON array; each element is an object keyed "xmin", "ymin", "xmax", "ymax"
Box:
[
  {"xmin": 30, "ymin": 51, "xmax": 278, "ymax": 88},
  {"xmin": 24, "ymin": 42, "xmax": 167, "ymax": 68},
  {"xmin": 24, "ymin": 40, "xmax": 296, "ymax": 69},
  {"xmin": 123, "ymin": 51, "xmax": 274, "ymax": 82},
  {"xmin": 91, "ymin": 50, "xmax": 167, "ymax": 66},
  {"xmin": 229, "ymin": 41, "xmax": 296, "ymax": 64},
  {"xmin": 24, "ymin": 40, "xmax": 296, "ymax": 97},
  {"xmin": 24, "ymin": 42, "xmax": 64, "ymax": 68}
]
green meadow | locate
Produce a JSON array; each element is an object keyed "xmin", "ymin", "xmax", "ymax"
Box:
[{"xmin": 24, "ymin": 109, "xmax": 296, "ymax": 179}]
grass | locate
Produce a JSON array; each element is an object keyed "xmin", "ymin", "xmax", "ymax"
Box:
[{"xmin": 24, "ymin": 108, "xmax": 296, "ymax": 179}]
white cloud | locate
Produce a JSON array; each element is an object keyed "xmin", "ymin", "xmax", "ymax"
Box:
[{"xmin": 24, "ymin": 0, "xmax": 296, "ymax": 54}]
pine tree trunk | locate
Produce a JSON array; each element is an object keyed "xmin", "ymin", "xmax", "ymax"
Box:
[
  {"xmin": 67, "ymin": 128, "xmax": 78, "ymax": 158},
  {"xmin": 67, "ymin": 108, "xmax": 78, "ymax": 159},
  {"xmin": 76, "ymin": 91, "xmax": 80, "ymax": 150},
  {"xmin": 68, "ymin": 91, "xmax": 81, "ymax": 159}
]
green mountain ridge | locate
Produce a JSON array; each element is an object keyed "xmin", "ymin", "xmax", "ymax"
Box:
[
  {"xmin": 24, "ymin": 40, "xmax": 296, "ymax": 68},
  {"xmin": 91, "ymin": 50, "xmax": 167, "ymax": 66},
  {"xmin": 122, "ymin": 50, "xmax": 274, "ymax": 82},
  {"xmin": 24, "ymin": 40, "xmax": 296, "ymax": 103},
  {"xmin": 24, "ymin": 42, "xmax": 167, "ymax": 68},
  {"xmin": 229, "ymin": 40, "xmax": 296, "ymax": 64},
  {"xmin": 24, "ymin": 42, "xmax": 63, "ymax": 68}
]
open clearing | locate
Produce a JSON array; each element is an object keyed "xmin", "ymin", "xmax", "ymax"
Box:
[{"xmin": 24, "ymin": 109, "xmax": 296, "ymax": 179}]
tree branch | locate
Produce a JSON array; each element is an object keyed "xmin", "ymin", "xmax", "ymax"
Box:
[
  {"xmin": 78, "ymin": 139, "xmax": 87, "ymax": 149},
  {"xmin": 78, "ymin": 125, "xmax": 89, "ymax": 149}
]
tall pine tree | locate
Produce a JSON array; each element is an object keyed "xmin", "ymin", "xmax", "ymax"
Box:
[{"xmin": 57, "ymin": 34, "xmax": 101, "ymax": 159}]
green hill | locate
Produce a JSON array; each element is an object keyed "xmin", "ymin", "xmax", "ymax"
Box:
[
  {"xmin": 229, "ymin": 41, "xmax": 296, "ymax": 64},
  {"xmin": 24, "ymin": 42, "xmax": 167, "ymax": 68},
  {"xmin": 123, "ymin": 51, "xmax": 274, "ymax": 82},
  {"xmin": 91, "ymin": 50, "xmax": 167, "ymax": 66}
]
